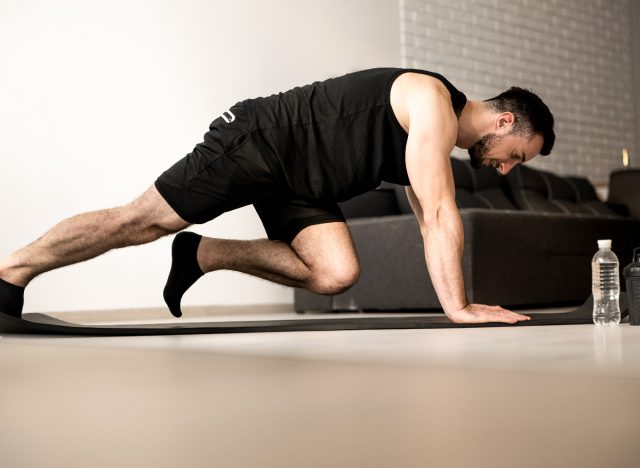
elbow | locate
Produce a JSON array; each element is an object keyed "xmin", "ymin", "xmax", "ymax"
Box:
[
  {"xmin": 422, "ymin": 203, "xmax": 457, "ymax": 229},
  {"xmin": 422, "ymin": 207, "xmax": 442, "ymax": 228}
]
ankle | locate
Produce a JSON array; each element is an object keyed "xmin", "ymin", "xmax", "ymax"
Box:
[
  {"xmin": 0, "ymin": 261, "xmax": 31, "ymax": 288},
  {"xmin": 197, "ymin": 237, "xmax": 228, "ymax": 273},
  {"xmin": 197, "ymin": 238, "xmax": 213, "ymax": 273}
]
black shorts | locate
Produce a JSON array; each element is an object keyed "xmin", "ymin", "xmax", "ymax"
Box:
[{"xmin": 154, "ymin": 101, "xmax": 345, "ymax": 244}]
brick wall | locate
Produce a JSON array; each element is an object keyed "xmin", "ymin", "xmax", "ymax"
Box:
[{"xmin": 400, "ymin": 0, "xmax": 637, "ymax": 188}]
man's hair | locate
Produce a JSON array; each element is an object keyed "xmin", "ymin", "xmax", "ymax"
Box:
[{"xmin": 484, "ymin": 87, "xmax": 555, "ymax": 156}]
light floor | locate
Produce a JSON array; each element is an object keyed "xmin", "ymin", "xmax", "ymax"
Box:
[{"xmin": 2, "ymin": 304, "xmax": 640, "ymax": 468}]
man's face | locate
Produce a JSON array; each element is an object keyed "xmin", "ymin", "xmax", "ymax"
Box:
[{"xmin": 468, "ymin": 131, "xmax": 544, "ymax": 175}]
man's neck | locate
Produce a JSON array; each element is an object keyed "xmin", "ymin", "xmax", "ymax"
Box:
[{"xmin": 456, "ymin": 100, "xmax": 491, "ymax": 149}]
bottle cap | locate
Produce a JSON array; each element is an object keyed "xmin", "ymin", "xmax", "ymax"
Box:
[
  {"xmin": 623, "ymin": 247, "xmax": 640, "ymax": 278},
  {"xmin": 598, "ymin": 239, "xmax": 612, "ymax": 249}
]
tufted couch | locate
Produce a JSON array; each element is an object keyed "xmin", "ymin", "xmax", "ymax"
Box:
[{"xmin": 294, "ymin": 158, "xmax": 640, "ymax": 312}]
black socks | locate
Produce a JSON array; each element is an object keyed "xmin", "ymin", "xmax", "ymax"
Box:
[
  {"xmin": 0, "ymin": 278, "xmax": 25, "ymax": 318},
  {"xmin": 163, "ymin": 232, "xmax": 204, "ymax": 318}
]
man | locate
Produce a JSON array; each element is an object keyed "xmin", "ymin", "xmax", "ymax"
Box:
[{"xmin": 0, "ymin": 67, "xmax": 554, "ymax": 324}]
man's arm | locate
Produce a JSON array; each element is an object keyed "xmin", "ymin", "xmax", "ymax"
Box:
[
  {"xmin": 404, "ymin": 83, "xmax": 530, "ymax": 324},
  {"xmin": 405, "ymin": 134, "xmax": 468, "ymax": 316}
]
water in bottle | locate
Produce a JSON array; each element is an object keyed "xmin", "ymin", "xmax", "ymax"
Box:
[{"xmin": 592, "ymin": 239, "xmax": 621, "ymax": 326}]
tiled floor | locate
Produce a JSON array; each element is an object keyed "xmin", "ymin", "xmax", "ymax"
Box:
[{"xmin": 2, "ymin": 304, "xmax": 640, "ymax": 467}]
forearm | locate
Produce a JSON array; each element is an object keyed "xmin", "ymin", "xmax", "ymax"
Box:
[{"xmin": 422, "ymin": 206, "xmax": 468, "ymax": 316}]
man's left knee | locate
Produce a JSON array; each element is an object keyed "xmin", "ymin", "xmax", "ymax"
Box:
[{"xmin": 309, "ymin": 264, "xmax": 360, "ymax": 295}]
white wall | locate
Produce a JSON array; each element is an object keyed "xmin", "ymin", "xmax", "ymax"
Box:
[
  {"xmin": 401, "ymin": 0, "xmax": 637, "ymax": 184},
  {"xmin": 0, "ymin": 0, "xmax": 400, "ymax": 313}
]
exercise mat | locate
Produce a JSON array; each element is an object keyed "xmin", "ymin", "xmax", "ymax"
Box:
[{"xmin": 0, "ymin": 294, "xmax": 629, "ymax": 336}]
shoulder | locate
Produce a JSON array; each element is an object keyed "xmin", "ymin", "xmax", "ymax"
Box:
[
  {"xmin": 392, "ymin": 72, "xmax": 452, "ymax": 104},
  {"xmin": 390, "ymin": 72, "xmax": 457, "ymax": 141}
]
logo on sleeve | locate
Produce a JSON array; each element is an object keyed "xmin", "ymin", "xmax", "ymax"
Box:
[{"xmin": 221, "ymin": 110, "xmax": 236, "ymax": 124}]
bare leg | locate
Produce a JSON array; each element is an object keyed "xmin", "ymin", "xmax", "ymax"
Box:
[
  {"xmin": 199, "ymin": 238, "xmax": 311, "ymax": 288},
  {"xmin": 163, "ymin": 222, "xmax": 361, "ymax": 317},
  {"xmin": 197, "ymin": 222, "xmax": 360, "ymax": 294},
  {"xmin": 0, "ymin": 185, "xmax": 189, "ymax": 287}
]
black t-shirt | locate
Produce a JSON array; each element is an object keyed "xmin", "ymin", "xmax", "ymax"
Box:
[{"xmin": 243, "ymin": 67, "xmax": 467, "ymax": 201}]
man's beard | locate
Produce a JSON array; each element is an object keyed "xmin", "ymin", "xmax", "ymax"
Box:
[{"xmin": 468, "ymin": 133, "xmax": 502, "ymax": 169}]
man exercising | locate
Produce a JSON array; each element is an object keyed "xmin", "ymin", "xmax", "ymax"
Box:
[{"xmin": 0, "ymin": 67, "xmax": 554, "ymax": 324}]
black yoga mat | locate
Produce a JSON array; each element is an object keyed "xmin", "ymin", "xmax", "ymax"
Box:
[{"xmin": 0, "ymin": 294, "xmax": 630, "ymax": 336}]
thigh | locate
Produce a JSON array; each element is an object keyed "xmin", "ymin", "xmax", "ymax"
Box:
[
  {"xmin": 254, "ymin": 195, "xmax": 347, "ymax": 244},
  {"xmin": 254, "ymin": 196, "xmax": 359, "ymax": 272},
  {"xmin": 290, "ymin": 221, "xmax": 360, "ymax": 276}
]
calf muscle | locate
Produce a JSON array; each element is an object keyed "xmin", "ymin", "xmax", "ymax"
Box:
[{"xmin": 0, "ymin": 185, "xmax": 189, "ymax": 286}]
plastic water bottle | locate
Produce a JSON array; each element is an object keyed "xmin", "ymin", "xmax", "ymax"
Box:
[{"xmin": 592, "ymin": 239, "xmax": 621, "ymax": 326}]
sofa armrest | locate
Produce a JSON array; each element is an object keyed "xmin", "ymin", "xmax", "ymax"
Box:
[{"xmin": 605, "ymin": 202, "xmax": 631, "ymax": 217}]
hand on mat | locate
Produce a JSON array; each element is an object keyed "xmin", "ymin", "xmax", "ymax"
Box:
[{"xmin": 447, "ymin": 304, "xmax": 531, "ymax": 324}]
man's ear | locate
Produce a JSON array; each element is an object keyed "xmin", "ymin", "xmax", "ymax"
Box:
[{"xmin": 495, "ymin": 112, "xmax": 515, "ymax": 133}]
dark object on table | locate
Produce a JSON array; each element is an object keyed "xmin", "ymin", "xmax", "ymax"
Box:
[{"xmin": 623, "ymin": 247, "xmax": 640, "ymax": 325}]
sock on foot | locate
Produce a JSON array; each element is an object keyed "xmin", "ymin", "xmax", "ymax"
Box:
[
  {"xmin": 0, "ymin": 278, "xmax": 25, "ymax": 318},
  {"xmin": 163, "ymin": 232, "xmax": 204, "ymax": 318}
]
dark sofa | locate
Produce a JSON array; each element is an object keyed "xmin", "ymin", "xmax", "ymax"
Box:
[{"xmin": 294, "ymin": 158, "xmax": 640, "ymax": 312}]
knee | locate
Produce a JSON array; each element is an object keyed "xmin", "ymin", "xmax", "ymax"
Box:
[
  {"xmin": 308, "ymin": 264, "xmax": 360, "ymax": 295},
  {"xmin": 114, "ymin": 187, "xmax": 189, "ymax": 245}
]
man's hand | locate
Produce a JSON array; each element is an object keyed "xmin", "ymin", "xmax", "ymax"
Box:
[{"xmin": 446, "ymin": 304, "xmax": 531, "ymax": 324}]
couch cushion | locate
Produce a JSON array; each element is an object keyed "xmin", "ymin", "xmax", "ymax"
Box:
[
  {"xmin": 566, "ymin": 176, "xmax": 620, "ymax": 217},
  {"xmin": 450, "ymin": 158, "xmax": 490, "ymax": 209},
  {"xmin": 507, "ymin": 166, "xmax": 621, "ymax": 217},
  {"xmin": 540, "ymin": 171, "xmax": 592, "ymax": 215},
  {"xmin": 347, "ymin": 157, "xmax": 621, "ymax": 220},
  {"xmin": 472, "ymin": 166, "xmax": 517, "ymax": 209},
  {"xmin": 505, "ymin": 166, "xmax": 564, "ymax": 213}
]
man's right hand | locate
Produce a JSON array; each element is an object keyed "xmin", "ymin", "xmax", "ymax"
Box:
[{"xmin": 446, "ymin": 304, "xmax": 531, "ymax": 324}]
